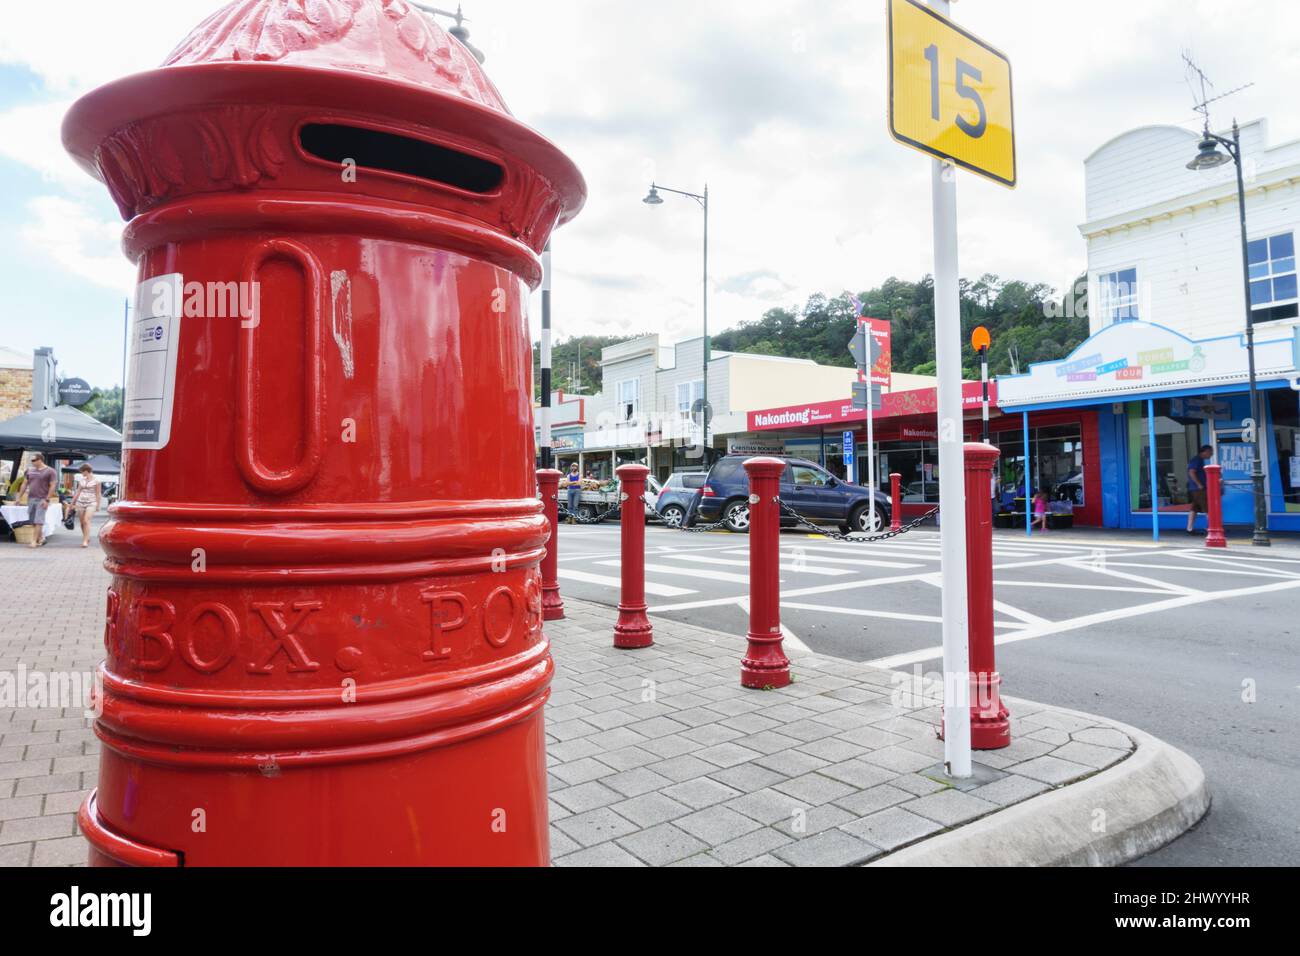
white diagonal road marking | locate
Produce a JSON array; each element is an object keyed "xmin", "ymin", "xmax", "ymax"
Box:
[
  {"xmin": 557, "ymin": 568, "xmax": 696, "ymax": 598},
  {"xmin": 597, "ymin": 559, "xmax": 755, "ymax": 586},
  {"xmin": 866, "ymin": 577, "xmax": 1300, "ymax": 668}
]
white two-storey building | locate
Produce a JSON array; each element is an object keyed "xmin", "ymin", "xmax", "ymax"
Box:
[{"xmin": 998, "ymin": 118, "xmax": 1300, "ymax": 533}]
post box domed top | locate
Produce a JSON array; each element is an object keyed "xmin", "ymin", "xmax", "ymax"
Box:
[
  {"xmin": 62, "ymin": 0, "xmax": 584, "ymax": 265},
  {"xmin": 160, "ymin": 0, "xmax": 508, "ymax": 111}
]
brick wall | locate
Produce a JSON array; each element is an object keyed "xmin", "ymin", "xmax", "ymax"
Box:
[{"xmin": 0, "ymin": 367, "xmax": 32, "ymax": 420}]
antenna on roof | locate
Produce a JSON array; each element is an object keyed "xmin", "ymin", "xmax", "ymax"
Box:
[{"xmin": 1182, "ymin": 51, "xmax": 1253, "ymax": 133}]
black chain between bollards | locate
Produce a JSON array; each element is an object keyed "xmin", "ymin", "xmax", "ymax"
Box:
[
  {"xmin": 638, "ymin": 495, "xmax": 731, "ymax": 533},
  {"xmin": 554, "ymin": 495, "xmax": 626, "ymax": 525},
  {"xmin": 775, "ymin": 497, "xmax": 939, "ymax": 543}
]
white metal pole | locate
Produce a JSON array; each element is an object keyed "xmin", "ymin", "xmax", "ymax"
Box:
[
  {"xmin": 867, "ymin": 401, "xmax": 877, "ymax": 528},
  {"xmin": 929, "ymin": 0, "xmax": 972, "ymax": 781}
]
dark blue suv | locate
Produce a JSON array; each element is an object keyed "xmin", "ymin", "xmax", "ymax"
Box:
[{"xmin": 696, "ymin": 455, "xmax": 891, "ymax": 534}]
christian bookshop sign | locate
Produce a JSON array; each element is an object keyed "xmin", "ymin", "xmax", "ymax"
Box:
[{"xmin": 997, "ymin": 320, "xmax": 1299, "ymax": 409}]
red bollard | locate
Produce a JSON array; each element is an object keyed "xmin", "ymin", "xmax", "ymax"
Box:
[
  {"xmin": 963, "ymin": 443, "xmax": 1010, "ymax": 749},
  {"xmin": 890, "ymin": 472, "xmax": 903, "ymax": 532},
  {"xmin": 537, "ymin": 469, "xmax": 565, "ymax": 620},
  {"xmin": 614, "ymin": 464, "xmax": 653, "ymax": 649},
  {"xmin": 1204, "ymin": 464, "xmax": 1227, "ymax": 549},
  {"xmin": 741, "ymin": 458, "xmax": 791, "ymax": 689}
]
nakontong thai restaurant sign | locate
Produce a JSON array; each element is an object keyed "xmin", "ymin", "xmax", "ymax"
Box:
[{"xmin": 747, "ymin": 382, "xmax": 996, "ymax": 432}]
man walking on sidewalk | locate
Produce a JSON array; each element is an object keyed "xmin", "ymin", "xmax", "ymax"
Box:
[{"xmin": 17, "ymin": 453, "xmax": 57, "ymax": 548}]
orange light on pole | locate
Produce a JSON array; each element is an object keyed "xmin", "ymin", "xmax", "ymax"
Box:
[{"xmin": 971, "ymin": 327, "xmax": 992, "ymax": 445}]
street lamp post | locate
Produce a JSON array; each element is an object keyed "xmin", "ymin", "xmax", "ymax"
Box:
[
  {"xmin": 411, "ymin": 3, "xmax": 485, "ymax": 63},
  {"xmin": 1187, "ymin": 121, "xmax": 1271, "ymax": 547},
  {"xmin": 644, "ymin": 182, "xmax": 711, "ymax": 462}
]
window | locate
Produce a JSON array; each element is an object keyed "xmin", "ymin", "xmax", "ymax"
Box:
[
  {"xmin": 991, "ymin": 426, "xmax": 1085, "ymax": 507},
  {"xmin": 790, "ymin": 465, "xmax": 831, "ymax": 487},
  {"xmin": 1248, "ymin": 232, "xmax": 1298, "ymax": 323},
  {"xmin": 1269, "ymin": 390, "xmax": 1300, "ymax": 513},
  {"xmin": 1128, "ymin": 400, "xmax": 1204, "ymax": 512},
  {"xmin": 617, "ymin": 379, "xmax": 639, "ymax": 422},
  {"xmin": 1097, "ymin": 268, "xmax": 1139, "ymax": 324},
  {"xmin": 676, "ymin": 381, "xmax": 704, "ymax": 420},
  {"xmin": 708, "ymin": 458, "xmax": 743, "ymax": 482},
  {"xmin": 874, "ymin": 442, "xmax": 939, "ymax": 502}
]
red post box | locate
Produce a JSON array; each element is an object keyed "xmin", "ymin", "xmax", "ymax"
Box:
[
  {"xmin": 613, "ymin": 464, "xmax": 653, "ymax": 649},
  {"xmin": 741, "ymin": 457, "xmax": 791, "ymax": 689},
  {"xmin": 962, "ymin": 443, "xmax": 1010, "ymax": 749},
  {"xmin": 537, "ymin": 469, "xmax": 565, "ymax": 620},
  {"xmin": 1204, "ymin": 464, "xmax": 1227, "ymax": 549},
  {"xmin": 64, "ymin": 0, "xmax": 584, "ymax": 866},
  {"xmin": 890, "ymin": 472, "xmax": 902, "ymax": 532}
]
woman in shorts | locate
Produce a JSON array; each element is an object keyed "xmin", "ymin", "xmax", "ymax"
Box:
[{"xmin": 71, "ymin": 463, "xmax": 101, "ymax": 548}]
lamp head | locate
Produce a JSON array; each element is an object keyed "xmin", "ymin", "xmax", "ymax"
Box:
[
  {"xmin": 1187, "ymin": 135, "xmax": 1231, "ymax": 171},
  {"xmin": 642, "ymin": 185, "xmax": 664, "ymax": 206}
]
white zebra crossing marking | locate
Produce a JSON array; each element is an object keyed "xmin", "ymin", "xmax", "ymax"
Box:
[
  {"xmin": 749, "ymin": 549, "xmax": 923, "ymax": 570},
  {"xmin": 597, "ymin": 559, "xmax": 756, "ymax": 586},
  {"xmin": 669, "ymin": 553, "xmax": 852, "ymax": 577},
  {"xmin": 557, "ymin": 568, "xmax": 696, "ymax": 597}
]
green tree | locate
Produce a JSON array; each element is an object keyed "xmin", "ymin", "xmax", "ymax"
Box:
[
  {"xmin": 82, "ymin": 386, "xmax": 123, "ymax": 429},
  {"xmin": 711, "ymin": 273, "xmax": 1084, "ymax": 379},
  {"xmin": 532, "ymin": 334, "xmax": 642, "ymax": 400}
]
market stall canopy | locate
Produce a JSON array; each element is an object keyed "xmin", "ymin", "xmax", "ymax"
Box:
[
  {"xmin": 0, "ymin": 405, "xmax": 123, "ymax": 456},
  {"xmin": 62, "ymin": 454, "xmax": 122, "ymax": 475}
]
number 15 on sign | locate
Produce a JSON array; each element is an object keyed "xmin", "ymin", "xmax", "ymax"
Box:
[{"xmin": 887, "ymin": 0, "xmax": 1016, "ymax": 187}]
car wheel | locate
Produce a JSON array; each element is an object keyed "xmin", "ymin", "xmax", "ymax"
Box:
[
  {"xmin": 851, "ymin": 504, "xmax": 885, "ymax": 534},
  {"xmin": 661, "ymin": 504, "xmax": 686, "ymax": 529},
  {"xmin": 723, "ymin": 500, "xmax": 751, "ymax": 533},
  {"xmin": 577, "ymin": 504, "xmax": 598, "ymax": 522}
]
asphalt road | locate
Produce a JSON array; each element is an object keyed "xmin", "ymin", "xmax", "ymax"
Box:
[{"xmin": 553, "ymin": 520, "xmax": 1300, "ymax": 866}]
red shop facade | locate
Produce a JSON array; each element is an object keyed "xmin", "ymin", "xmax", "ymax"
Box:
[{"xmin": 744, "ymin": 383, "xmax": 1103, "ymax": 526}]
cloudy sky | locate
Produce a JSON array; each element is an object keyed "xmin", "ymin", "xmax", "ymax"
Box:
[{"xmin": 3, "ymin": 0, "xmax": 1300, "ymax": 388}]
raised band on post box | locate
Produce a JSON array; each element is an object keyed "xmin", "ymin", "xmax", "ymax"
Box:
[{"xmin": 64, "ymin": 0, "xmax": 585, "ymax": 866}]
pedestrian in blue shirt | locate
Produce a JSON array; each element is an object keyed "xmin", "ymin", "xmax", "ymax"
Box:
[
  {"xmin": 1186, "ymin": 445, "xmax": 1213, "ymax": 534},
  {"xmin": 564, "ymin": 463, "xmax": 582, "ymax": 524}
]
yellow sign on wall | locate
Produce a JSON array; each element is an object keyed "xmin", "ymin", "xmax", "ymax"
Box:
[{"xmin": 887, "ymin": 0, "xmax": 1016, "ymax": 187}]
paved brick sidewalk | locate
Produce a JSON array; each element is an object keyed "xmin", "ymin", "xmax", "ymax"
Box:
[
  {"xmin": 0, "ymin": 516, "xmax": 1134, "ymax": 866},
  {"xmin": 0, "ymin": 517, "xmax": 106, "ymax": 866},
  {"xmin": 546, "ymin": 601, "xmax": 1132, "ymax": 866}
]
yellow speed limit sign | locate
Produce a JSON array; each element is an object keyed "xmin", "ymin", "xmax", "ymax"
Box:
[{"xmin": 887, "ymin": 0, "xmax": 1016, "ymax": 187}]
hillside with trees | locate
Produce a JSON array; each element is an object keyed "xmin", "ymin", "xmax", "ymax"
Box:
[
  {"xmin": 532, "ymin": 334, "xmax": 640, "ymax": 399},
  {"xmin": 711, "ymin": 274, "xmax": 1089, "ymax": 379},
  {"xmin": 533, "ymin": 273, "xmax": 1088, "ymax": 398}
]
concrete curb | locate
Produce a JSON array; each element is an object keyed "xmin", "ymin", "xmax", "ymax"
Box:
[{"xmin": 869, "ymin": 709, "xmax": 1210, "ymax": 867}]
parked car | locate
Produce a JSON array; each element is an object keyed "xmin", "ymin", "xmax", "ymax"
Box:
[
  {"xmin": 902, "ymin": 481, "xmax": 935, "ymax": 503},
  {"xmin": 695, "ymin": 455, "xmax": 891, "ymax": 534},
  {"xmin": 655, "ymin": 472, "xmax": 708, "ymax": 528},
  {"xmin": 1054, "ymin": 472, "xmax": 1084, "ymax": 506}
]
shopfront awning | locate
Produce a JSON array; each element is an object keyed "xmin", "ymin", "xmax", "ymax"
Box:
[{"xmin": 996, "ymin": 321, "xmax": 1299, "ymax": 411}]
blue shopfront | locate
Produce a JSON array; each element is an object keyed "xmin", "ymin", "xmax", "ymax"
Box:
[{"xmin": 997, "ymin": 320, "xmax": 1300, "ymax": 535}]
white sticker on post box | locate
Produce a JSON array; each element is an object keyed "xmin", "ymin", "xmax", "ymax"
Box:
[{"xmin": 123, "ymin": 274, "xmax": 183, "ymax": 451}]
